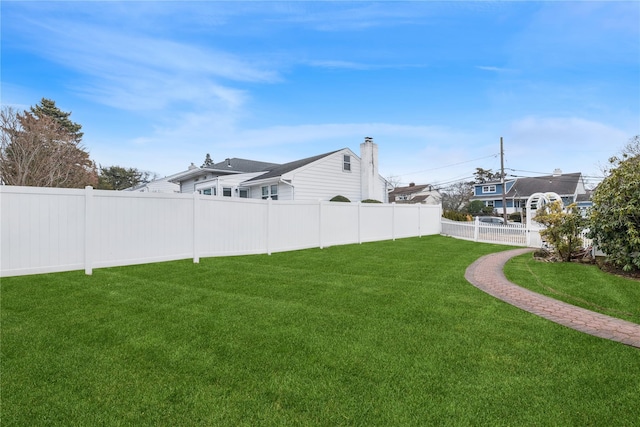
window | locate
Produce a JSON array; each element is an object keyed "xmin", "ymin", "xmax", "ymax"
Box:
[
  {"xmin": 482, "ymin": 185, "xmax": 496, "ymax": 193},
  {"xmin": 261, "ymin": 185, "xmax": 278, "ymax": 200},
  {"xmin": 202, "ymin": 188, "xmax": 212, "ymax": 196},
  {"xmin": 239, "ymin": 188, "xmax": 249, "ymax": 198},
  {"xmin": 343, "ymin": 155, "xmax": 351, "ymax": 171},
  {"xmin": 486, "ymin": 200, "xmax": 494, "ymax": 207},
  {"xmin": 223, "ymin": 187, "xmax": 232, "ymax": 197}
]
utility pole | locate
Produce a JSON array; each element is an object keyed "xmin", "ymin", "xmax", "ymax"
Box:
[{"xmin": 500, "ymin": 137, "xmax": 507, "ymax": 222}]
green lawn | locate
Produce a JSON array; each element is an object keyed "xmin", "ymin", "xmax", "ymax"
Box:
[
  {"xmin": 504, "ymin": 253, "xmax": 640, "ymax": 324},
  {"xmin": 2, "ymin": 235, "xmax": 639, "ymax": 426}
]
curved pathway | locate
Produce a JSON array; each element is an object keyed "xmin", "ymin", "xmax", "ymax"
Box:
[{"xmin": 465, "ymin": 248, "xmax": 640, "ymax": 348}]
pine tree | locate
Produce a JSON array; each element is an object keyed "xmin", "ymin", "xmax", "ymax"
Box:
[
  {"xmin": 30, "ymin": 98, "xmax": 84, "ymax": 142},
  {"xmin": 202, "ymin": 153, "xmax": 213, "ymax": 167}
]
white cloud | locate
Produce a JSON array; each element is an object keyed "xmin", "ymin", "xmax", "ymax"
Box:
[
  {"xmin": 17, "ymin": 18, "xmax": 278, "ymax": 113},
  {"xmin": 502, "ymin": 116, "xmax": 631, "ymax": 177},
  {"xmin": 476, "ymin": 65, "xmax": 516, "ymax": 73},
  {"xmin": 308, "ymin": 60, "xmax": 372, "ymax": 70},
  {"xmin": 506, "ymin": 116, "xmax": 628, "ymax": 149}
]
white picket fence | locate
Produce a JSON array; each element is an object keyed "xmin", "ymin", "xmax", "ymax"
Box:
[
  {"xmin": 0, "ymin": 186, "xmax": 442, "ymax": 277},
  {"xmin": 441, "ymin": 217, "xmax": 594, "ymax": 250},
  {"xmin": 441, "ymin": 218, "xmax": 533, "ymax": 246}
]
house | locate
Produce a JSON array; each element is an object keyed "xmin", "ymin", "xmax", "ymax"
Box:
[
  {"xmin": 469, "ymin": 169, "xmax": 591, "ymax": 215},
  {"xmin": 125, "ymin": 174, "xmax": 180, "ymax": 193},
  {"xmin": 575, "ymin": 190, "xmax": 594, "ymax": 216},
  {"xmin": 388, "ymin": 183, "xmax": 441, "ymax": 205},
  {"xmin": 170, "ymin": 137, "xmax": 389, "ymax": 203},
  {"xmin": 169, "ymin": 158, "xmax": 280, "ymax": 195}
]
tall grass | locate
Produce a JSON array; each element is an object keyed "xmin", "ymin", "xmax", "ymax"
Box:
[{"xmin": 2, "ymin": 236, "xmax": 639, "ymax": 426}]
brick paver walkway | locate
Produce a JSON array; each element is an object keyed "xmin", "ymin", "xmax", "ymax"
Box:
[{"xmin": 465, "ymin": 248, "xmax": 640, "ymax": 348}]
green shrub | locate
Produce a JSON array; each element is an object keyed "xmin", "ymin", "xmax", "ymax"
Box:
[
  {"xmin": 536, "ymin": 201, "xmax": 586, "ymax": 262},
  {"xmin": 361, "ymin": 199, "xmax": 382, "ymax": 203},
  {"xmin": 443, "ymin": 210, "xmax": 471, "ymax": 221},
  {"xmin": 330, "ymin": 195, "xmax": 350, "ymax": 202},
  {"xmin": 509, "ymin": 212, "xmax": 522, "ymax": 223},
  {"xmin": 466, "ymin": 200, "xmax": 484, "ymax": 215},
  {"xmin": 588, "ymin": 143, "xmax": 640, "ymax": 272}
]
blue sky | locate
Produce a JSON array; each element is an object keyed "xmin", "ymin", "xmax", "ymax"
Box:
[{"xmin": 2, "ymin": 1, "xmax": 638, "ymax": 188}]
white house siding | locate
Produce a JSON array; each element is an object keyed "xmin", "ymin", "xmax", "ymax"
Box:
[
  {"xmin": 283, "ymin": 149, "xmax": 363, "ymax": 202},
  {"xmin": 179, "ymin": 178, "xmax": 198, "ymax": 194}
]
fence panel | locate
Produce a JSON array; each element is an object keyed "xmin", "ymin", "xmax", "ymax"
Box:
[
  {"xmin": 197, "ymin": 196, "xmax": 268, "ymax": 257},
  {"xmin": 270, "ymin": 200, "xmax": 321, "ymax": 253},
  {"xmin": 321, "ymin": 202, "xmax": 360, "ymax": 247},
  {"xmin": 1, "ymin": 186, "xmax": 86, "ymax": 275},
  {"xmin": 360, "ymin": 204, "xmax": 394, "ymax": 242},
  {"xmin": 419, "ymin": 205, "xmax": 443, "ymax": 236},
  {"xmin": 91, "ymin": 191, "xmax": 195, "ymax": 269},
  {"xmin": 393, "ymin": 204, "xmax": 419, "ymax": 238}
]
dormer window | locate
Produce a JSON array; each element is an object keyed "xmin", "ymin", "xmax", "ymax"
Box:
[
  {"xmin": 343, "ymin": 155, "xmax": 351, "ymax": 171},
  {"xmin": 482, "ymin": 185, "xmax": 496, "ymax": 193}
]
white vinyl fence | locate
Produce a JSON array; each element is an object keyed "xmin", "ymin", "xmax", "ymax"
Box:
[{"xmin": 0, "ymin": 186, "xmax": 442, "ymax": 277}]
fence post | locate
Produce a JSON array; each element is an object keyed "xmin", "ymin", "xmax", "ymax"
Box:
[
  {"xmin": 358, "ymin": 202, "xmax": 363, "ymax": 244},
  {"xmin": 84, "ymin": 186, "xmax": 93, "ymax": 275},
  {"xmin": 193, "ymin": 192, "xmax": 200, "ymax": 264},
  {"xmin": 392, "ymin": 202, "xmax": 396, "ymax": 241},
  {"xmin": 266, "ymin": 198, "xmax": 272, "ymax": 255},
  {"xmin": 418, "ymin": 204, "xmax": 422, "ymax": 237},
  {"xmin": 474, "ymin": 216, "xmax": 480, "ymax": 242},
  {"xmin": 318, "ymin": 200, "xmax": 324, "ymax": 249}
]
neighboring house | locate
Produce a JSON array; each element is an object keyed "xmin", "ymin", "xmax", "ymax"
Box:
[
  {"xmin": 169, "ymin": 158, "xmax": 280, "ymax": 195},
  {"xmin": 125, "ymin": 174, "xmax": 180, "ymax": 193},
  {"xmin": 575, "ymin": 191, "xmax": 594, "ymax": 216},
  {"xmin": 170, "ymin": 137, "xmax": 389, "ymax": 203},
  {"xmin": 388, "ymin": 183, "xmax": 441, "ymax": 205},
  {"xmin": 469, "ymin": 169, "xmax": 591, "ymax": 215}
]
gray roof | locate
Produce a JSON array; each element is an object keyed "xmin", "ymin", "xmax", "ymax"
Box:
[
  {"xmin": 576, "ymin": 191, "xmax": 592, "ymax": 202},
  {"xmin": 243, "ymin": 150, "xmax": 341, "ymax": 183},
  {"xmin": 506, "ymin": 172, "xmax": 582, "ymax": 198},
  {"xmin": 388, "ymin": 184, "xmax": 432, "ymax": 197},
  {"xmin": 206, "ymin": 158, "xmax": 280, "ymax": 174}
]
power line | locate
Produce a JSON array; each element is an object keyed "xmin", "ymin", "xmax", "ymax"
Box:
[
  {"xmin": 506, "ymin": 168, "xmax": 605, "ymax": 180},
  {"xmin": 396, "ymin": 153, "xmax": 499, "ymax": 178}
]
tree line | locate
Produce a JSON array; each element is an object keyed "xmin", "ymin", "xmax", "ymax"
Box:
[{"xmin": 0, "ymin": 98, "xmax": 154, "ymax": 190}]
